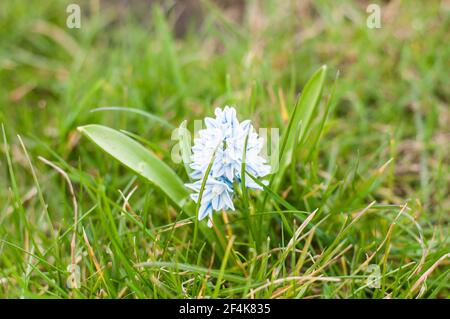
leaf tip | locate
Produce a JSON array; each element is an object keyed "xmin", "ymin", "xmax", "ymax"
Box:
[{"xmin": 77, "ymin": 126, "xmax": 87, "ymax": 135}]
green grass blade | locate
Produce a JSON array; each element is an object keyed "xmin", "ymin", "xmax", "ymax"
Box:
[
  {"xmin": 271, "ymin": 65, "xmax": 328, "ymax": 191},
  {"xmin": 136, "ymin": 261, "xmax": 246, "ymax": 284}
]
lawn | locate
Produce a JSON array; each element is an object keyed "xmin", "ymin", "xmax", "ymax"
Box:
[{"xmin": 0, "ymin": 0, "xmax": 448, "ymax": 298}]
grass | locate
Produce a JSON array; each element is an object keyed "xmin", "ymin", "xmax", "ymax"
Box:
[{"xmin": 0, "ymin": 0, "xmax": 449, "ymax": 298}]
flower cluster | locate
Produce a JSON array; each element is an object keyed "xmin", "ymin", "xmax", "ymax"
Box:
[{"xmin": 186, "ymin": 106, "xmax": 270, "ymax": 227}]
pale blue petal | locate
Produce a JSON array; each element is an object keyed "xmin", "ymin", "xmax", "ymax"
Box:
[{"xmin": 198, "ymin": 202, "xmax": 212, "ymax": 221}]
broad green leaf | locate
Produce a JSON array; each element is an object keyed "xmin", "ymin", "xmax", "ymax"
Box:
[
  {"xmin": 77, "ymin": 124, "xmax": 190, "ymax": 210},
  {"xmin": 304, "ymin": 70, "xmax": 339, "ymax": 163},
  {"xmin": 271, "ymin": 65, "xmax": 327, "ymax": 191}
]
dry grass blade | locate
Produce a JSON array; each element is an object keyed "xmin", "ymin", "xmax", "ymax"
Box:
[
  {"xmin": 38, "ymin": 156, "xmax": 79, "ymax": 288},
  {"xmin": 247, "ymin": 276, "xmax": 341, "ymax": 297},
  {"xmin": 409, "ymin": 253, "xmax": 450, "ymax": 297}
]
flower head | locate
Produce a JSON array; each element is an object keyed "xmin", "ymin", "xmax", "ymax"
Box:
[{"xmin": 186, "ymin": 106, "xmax": 270, "ymax": 227}]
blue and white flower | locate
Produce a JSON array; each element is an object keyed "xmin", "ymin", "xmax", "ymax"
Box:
[
  {"xmin": 186, "ymin": 106, "xmax": 271, "ymax": 227},
  {"xmin": 185, "ymin": 177, "xmax": 234, "ymax": 227}
]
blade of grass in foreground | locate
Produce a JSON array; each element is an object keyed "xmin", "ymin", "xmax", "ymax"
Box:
[
  {"xmin": 135, "ymin": 261, "xmax": 246, "ymax": 284},
  {"xmin": 248, "ymin": 172, "xmax": 331, "ymax": 244}
]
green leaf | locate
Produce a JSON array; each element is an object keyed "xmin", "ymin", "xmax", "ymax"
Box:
[
  {"xmin": 271, "ymin": 65, "xmax": 327, "ymax": 191},
  {"xmin": 77, "ymin": 124, "xmax": 190, "ymax": 211}
]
